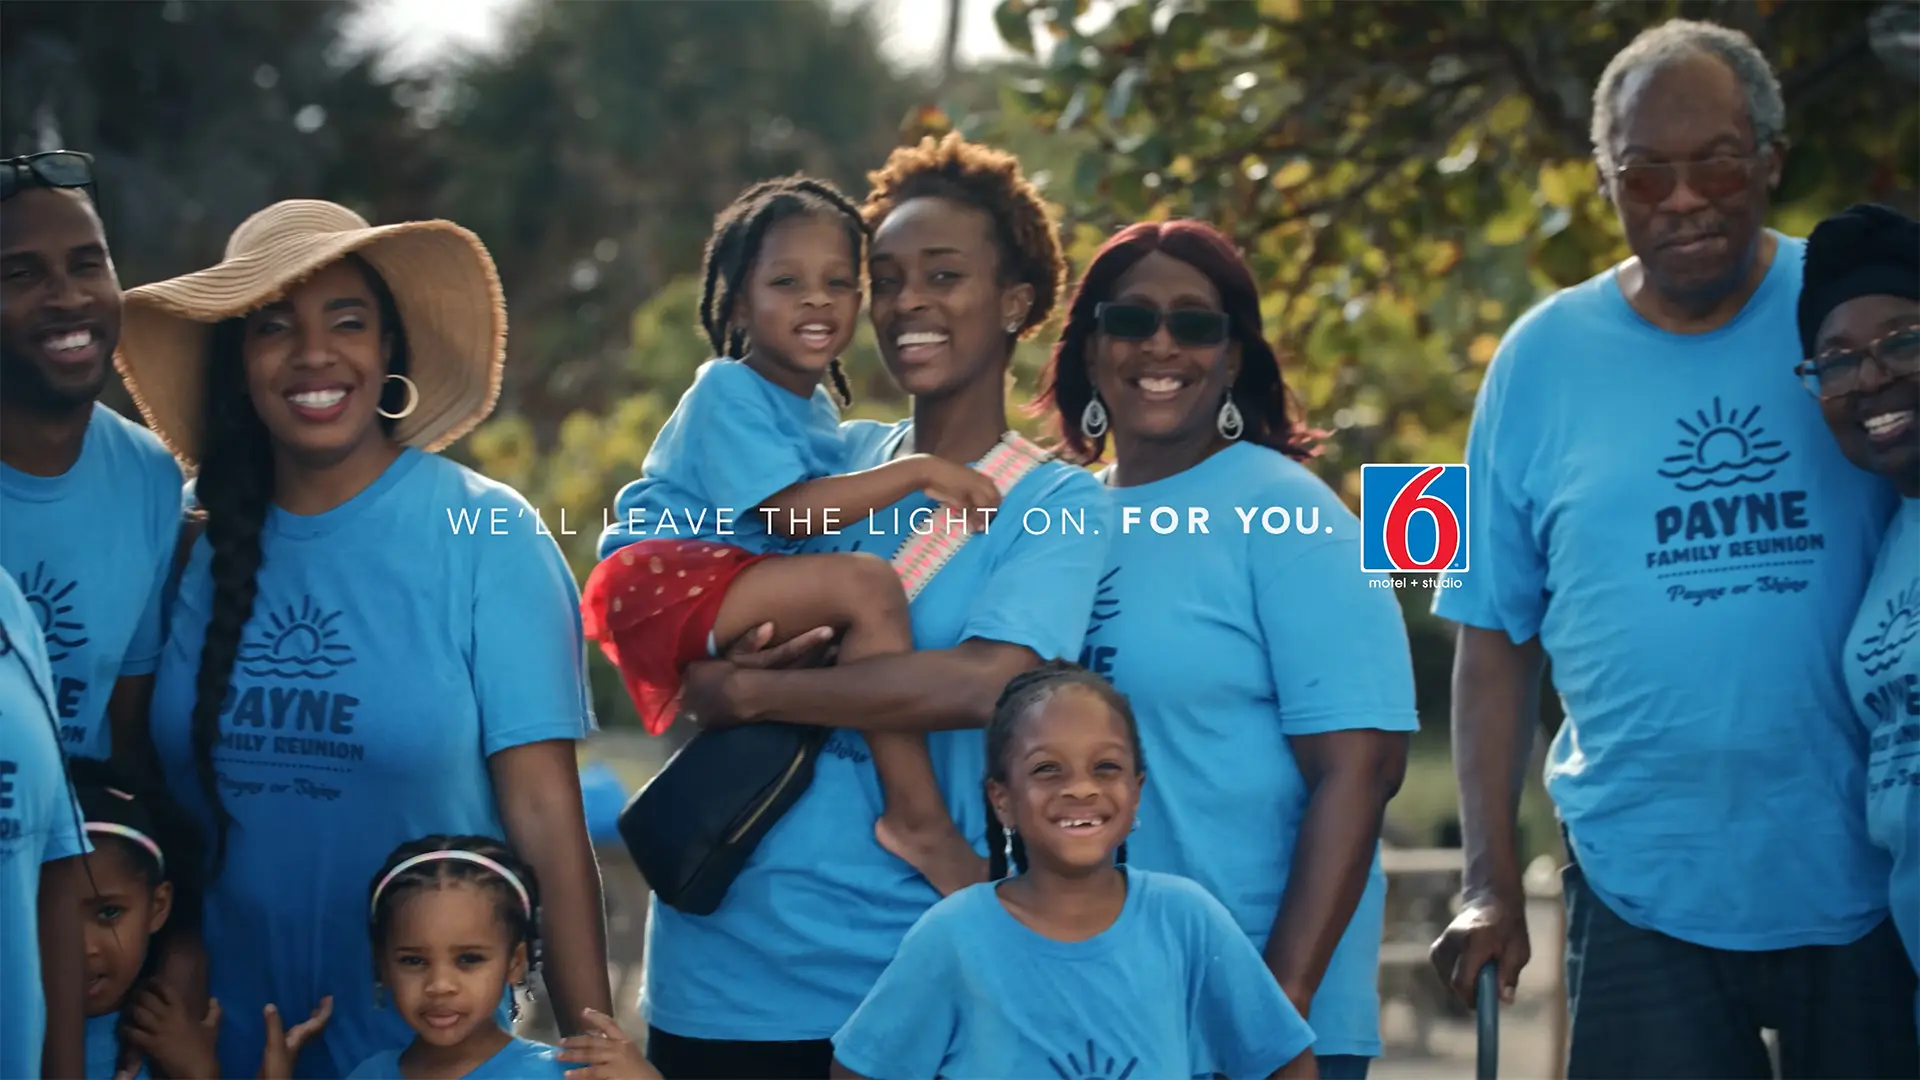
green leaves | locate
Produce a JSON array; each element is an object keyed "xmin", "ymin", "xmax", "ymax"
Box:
[
  {"xmin": 994, "ymin": 0, "xmax": 1037, "ymax": 56},
  {"xmin": 981, "ymin": 0, "xmax": 1915, "ymax": 538}
]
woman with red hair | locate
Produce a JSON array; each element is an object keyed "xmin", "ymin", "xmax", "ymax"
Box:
[{"xmin": 1036, "ymin": 219, "xmax": 1418, "ymax": 1079}]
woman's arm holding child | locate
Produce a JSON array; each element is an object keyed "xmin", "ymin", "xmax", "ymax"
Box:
[{"xmin": 757, "ymin": 453, "xmax": 999, "ymax": 538}]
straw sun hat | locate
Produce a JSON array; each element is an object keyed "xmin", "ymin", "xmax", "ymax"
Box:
[{"xmin": 114, "ymin": 199, "xmax": 506, "ymax": 466}]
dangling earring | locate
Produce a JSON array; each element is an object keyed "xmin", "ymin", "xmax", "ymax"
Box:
[
  {"xmin": 378, "ymin": 373, "xmax": 420, "ymax": 420},
  {"xmin": 1217, "ymin": 393, "xmax": 1244, "ymax": 440},
  {"xmin": 1081, "ymin": 395, "xmax": 1109, "ymax": 439},
  {"xmin": 1002, "ymin": 827, "xmax": 1017, "ymax": 870}
]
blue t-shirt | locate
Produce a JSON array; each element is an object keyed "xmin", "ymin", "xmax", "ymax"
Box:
[
  {"xmin": 1848, "ymin": 496, "xmax": 1920, "ymax": 1026},
  {"xmin": 84, "ymin": 1011, "xmax": 149, "ymax": 1080},
  {"xmin": 641, "ymin": 419, "xmax": 1113, "ymax": 1041},
  {"xmin": 832, "ymin": 866, "xmax": 1316, "ymax": 1080},
  {"xmin": 598, "ymin": 358, "xmax": 844, "ymax": 558},
  {"xmin": 151, "ymin": 450, "xmax": 595, "ymax": 1079},
  {"xmin": 1, "ymin": 403, "xmax": 183, "ymax": 759},
  {"xmin": 346, "ymin": 1035, "xmax": 565, "ymax": 1078},
  {"xmin": 0, "ymin": 569, "xmax": 92, "ymax": 1080},
  {"xmin": 1435, "ymin": 234, "xmax": 1899, "ymax": 950},
  {"xmin": 1084, "ymin": 441, "xmax": 1418, "ymax": 1058}
]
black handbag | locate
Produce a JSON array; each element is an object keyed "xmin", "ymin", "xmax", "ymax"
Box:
[
  {"xmin": 616, "ymin": 432, "xmax": 1054, "ymax": 916},
  {"xmin": 617, "ymin": 721, "xmax": 834, "ymax": 916}
]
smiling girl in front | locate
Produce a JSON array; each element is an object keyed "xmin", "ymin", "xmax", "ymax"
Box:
[
  {"xmin": 830, "ymin": 662, "xmax": 1318, "ymax": 1079},
  {"xmin": 349, "ymin": 836, "xmax": 656, "ymax": 1080}
]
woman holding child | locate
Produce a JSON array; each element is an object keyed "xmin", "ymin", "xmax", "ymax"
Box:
[
  {"xmin": 623, "ymin": 136, "xmax": 1113, "ymax": 1079},
  {"xmin": 1035, "ymin": 219, "xmax": 1419, "ymax": 1079},
  {"xmin": 114, "ymin": 200, "xmax": 612, "ymax": 1078}
]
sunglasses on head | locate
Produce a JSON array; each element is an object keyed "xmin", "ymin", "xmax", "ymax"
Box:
[
  {"xmin": 1609, "ymin": 152, "xmax": 1758, "ymax": 205},
  {"xmin": 0, "ymin": 150, "xmax": 96, "ymax": 203},
  {"xmin": 1094, "ymin": 302, "xmax": 1231, "ymax": 347}
]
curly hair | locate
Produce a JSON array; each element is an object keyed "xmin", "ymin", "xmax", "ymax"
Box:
[
  {"xmin": 698, "ymin": 174, "xmax": 867, "ymax": 406},
  {"xmin": 862, "ymin": 133, "xmax": 1067, "ymax": 339},
  {"xmin": 1034, "ymin": 220, "xmax": 1318, "ymax": 466}
]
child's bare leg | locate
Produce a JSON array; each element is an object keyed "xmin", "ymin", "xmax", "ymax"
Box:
[
  {"xmin": 866, "ymin": 730, "xmax": 986, "ymax": 895},
  {"xmin": 711, "ymin": 553, "xmax": 985, "ymax": 894}
]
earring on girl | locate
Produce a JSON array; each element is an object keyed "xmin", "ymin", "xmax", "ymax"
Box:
[
  {"xmin": 1217, "ymin": 392, "xmax": 1244, "ymax": 440},
  {"xmin": 1081, "ymin": 394, "xmax": 1109, "ymax": 438},
  {"xmin": 373, "ymin": 982, "xmax": 388, "ymax": 1010},
  {"xmin": 378, "ymin": 373, "xmax": 420, "ymax": 420},
  {"xmin": 1002, "ymin": 826, "xmax": 1017, "ymax": 869}
]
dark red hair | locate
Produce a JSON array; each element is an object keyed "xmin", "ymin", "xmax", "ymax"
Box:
[{"xmin": 1033, "ymin": 219, "xmax": 1318, "ymax": 466}]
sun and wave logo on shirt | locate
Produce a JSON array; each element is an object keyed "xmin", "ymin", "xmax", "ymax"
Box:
[
  {"xmin": 1656, "ymin": 398, "xmax": 1791, "ymax": 492},
  {"xmin": 1085, "ymin": 567, "xmax": 1120, "ymax": 638},
  {"xmin": 237, "ymin": 596, "xmax": 356, "ymax": 680},
  {"xmin": 1857, "ymin": 580, "xmax": 1920, "ymax": 678},
  {"xmin": 1048, "ymin": 1039, "xmax": 1139, "ymax": 1080},
  {"xmin": 15, "ymin": 563, "xmax": 89, "ymax": 664}
]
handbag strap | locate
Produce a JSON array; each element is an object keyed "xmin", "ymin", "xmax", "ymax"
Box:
[{"xmin": 891, "ymin": 430, "xmax": 1054, "ymax": 601}]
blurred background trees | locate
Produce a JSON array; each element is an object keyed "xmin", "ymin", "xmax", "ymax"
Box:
[{"xmin": 6, "ymin": 0, "xmax": 1915, "ymax": 845}]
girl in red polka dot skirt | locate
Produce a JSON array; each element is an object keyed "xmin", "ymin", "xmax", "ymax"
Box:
[{"xmin": 582, "ymin": 176, "xmax": 1003, "ymax": 896}]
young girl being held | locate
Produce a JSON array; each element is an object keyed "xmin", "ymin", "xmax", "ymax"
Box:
[
  {"xmin": 348, "ymin": 836, "xmax": 657, "ymax": 1080},
  {"xmin": 584, "ymin": 174, "xmax": 1004, "ymax": 895},
  {"xmin": 68, "ymin": 758, "xmax": 331, "ymax": 1080},
  {"xmin": 829, "ymin": 662, "xmax": 1319, "ymax": 1080}
]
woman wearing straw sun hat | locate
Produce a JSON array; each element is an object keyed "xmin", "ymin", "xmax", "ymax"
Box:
[{"xmin": 114, "ymin": 199, "xmax": 614, "ymax": 1079}]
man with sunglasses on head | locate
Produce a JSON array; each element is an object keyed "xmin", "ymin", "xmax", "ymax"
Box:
[
  {"xmin": 1427, "ymin": 20, "xmax": 1915, "ymax": 1077},
  {"xmin": 1, "ymin": 151, "xmax": 184, "ymax": 780}
]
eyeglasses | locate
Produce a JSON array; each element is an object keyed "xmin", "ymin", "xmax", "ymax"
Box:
[
  {"xmin": 1094, "ymin": 302, "xmax": 1231, "ymax": 347},
  {"xmin": 1795, "ymin": 325, "xmax": 1920, "ymax": 399},
  {"xmin": 1609, "ymin": 153, "xmax": 1759, "ymax": 205},
  {"xmin": 0, "ymin": 150, "xmax": 96, "ymax": 203}
]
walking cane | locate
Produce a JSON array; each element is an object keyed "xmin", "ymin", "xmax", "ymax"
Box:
[{"xmin": 1475, "ymin": 962, "xmax": 1500, "ymax": 1080}]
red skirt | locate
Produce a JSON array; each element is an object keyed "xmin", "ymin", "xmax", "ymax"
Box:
[{"xmin": 580, "ymin": 539, "xmax": 775, "ymax": 735}]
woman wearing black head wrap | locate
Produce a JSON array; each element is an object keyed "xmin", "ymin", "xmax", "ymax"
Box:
[{"xmin": 1796, "ymin": 201, "xmax": 1920, "ymax": 1038}]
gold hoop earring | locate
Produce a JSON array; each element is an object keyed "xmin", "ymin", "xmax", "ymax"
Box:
[{"xmin": 378, "ymin": 374, "xmax": 419, "ymax": 420}]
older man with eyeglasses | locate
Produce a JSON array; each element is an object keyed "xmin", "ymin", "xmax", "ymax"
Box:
[
  {"xmin": 1426, "ymin": 20, "xmax": 1918, "ymax": 1077},
  {"xmin": 1, "ymin": 150, "xmax": 185, "ymax": 779}
]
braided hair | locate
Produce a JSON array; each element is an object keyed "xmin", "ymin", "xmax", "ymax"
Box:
[
  {"xmin": 367, "ymin": 835, "xmax": 542, "ymax": 1013},
  {"xmin": 696, "ymin": 174, "xmax": 867, "ymax": 407},
  {"xmin": 187, "ymin": 253, "xmax": 411, "ymax": 874},
  {"xmin": 984, "ymin": 660, "xmax": 1144, "ymax": 879},
  {"xmin": 861, "ymin": 133, "xmax": 1069, "ymax": 340},
  {"xmin": 68, "ymin": 756, "xmax": 204, "ymax": 976}
]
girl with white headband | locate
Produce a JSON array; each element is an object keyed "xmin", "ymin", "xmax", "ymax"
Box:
[
  {"xmin": 350, "ymin": 835, "xmax": 658, "ymax": 1080},
  {"xmin": 68, "ymin": 756, "xmax": 331, "ymax": 1079}
]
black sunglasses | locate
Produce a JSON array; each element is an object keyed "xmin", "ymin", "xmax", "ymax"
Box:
[
  {"xmin": 1, "ymin": 150, "xmax": 96, "ymax": 203},
  {"xmin": 1095, "ymin": 302, "xmax": 1231, "ymax": 347}
]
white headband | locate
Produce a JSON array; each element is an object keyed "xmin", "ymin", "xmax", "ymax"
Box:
[
  {"xmin": 86, "ymin": 822, "xmax": 166, "ymax": 878},
  {"xmin": 370, "ymin": 850, "xmax": 532, "ymax": 920}
]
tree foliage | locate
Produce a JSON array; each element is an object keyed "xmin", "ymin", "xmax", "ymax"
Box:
[{"xmin": 986, "ymin": 0, "xmax": 1918, "ymax": 503}]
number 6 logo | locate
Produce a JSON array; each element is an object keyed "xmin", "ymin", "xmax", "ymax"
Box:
[{"xmin": 1360, "ymin": 464, "xmax": 1470, "ymax": 574}]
